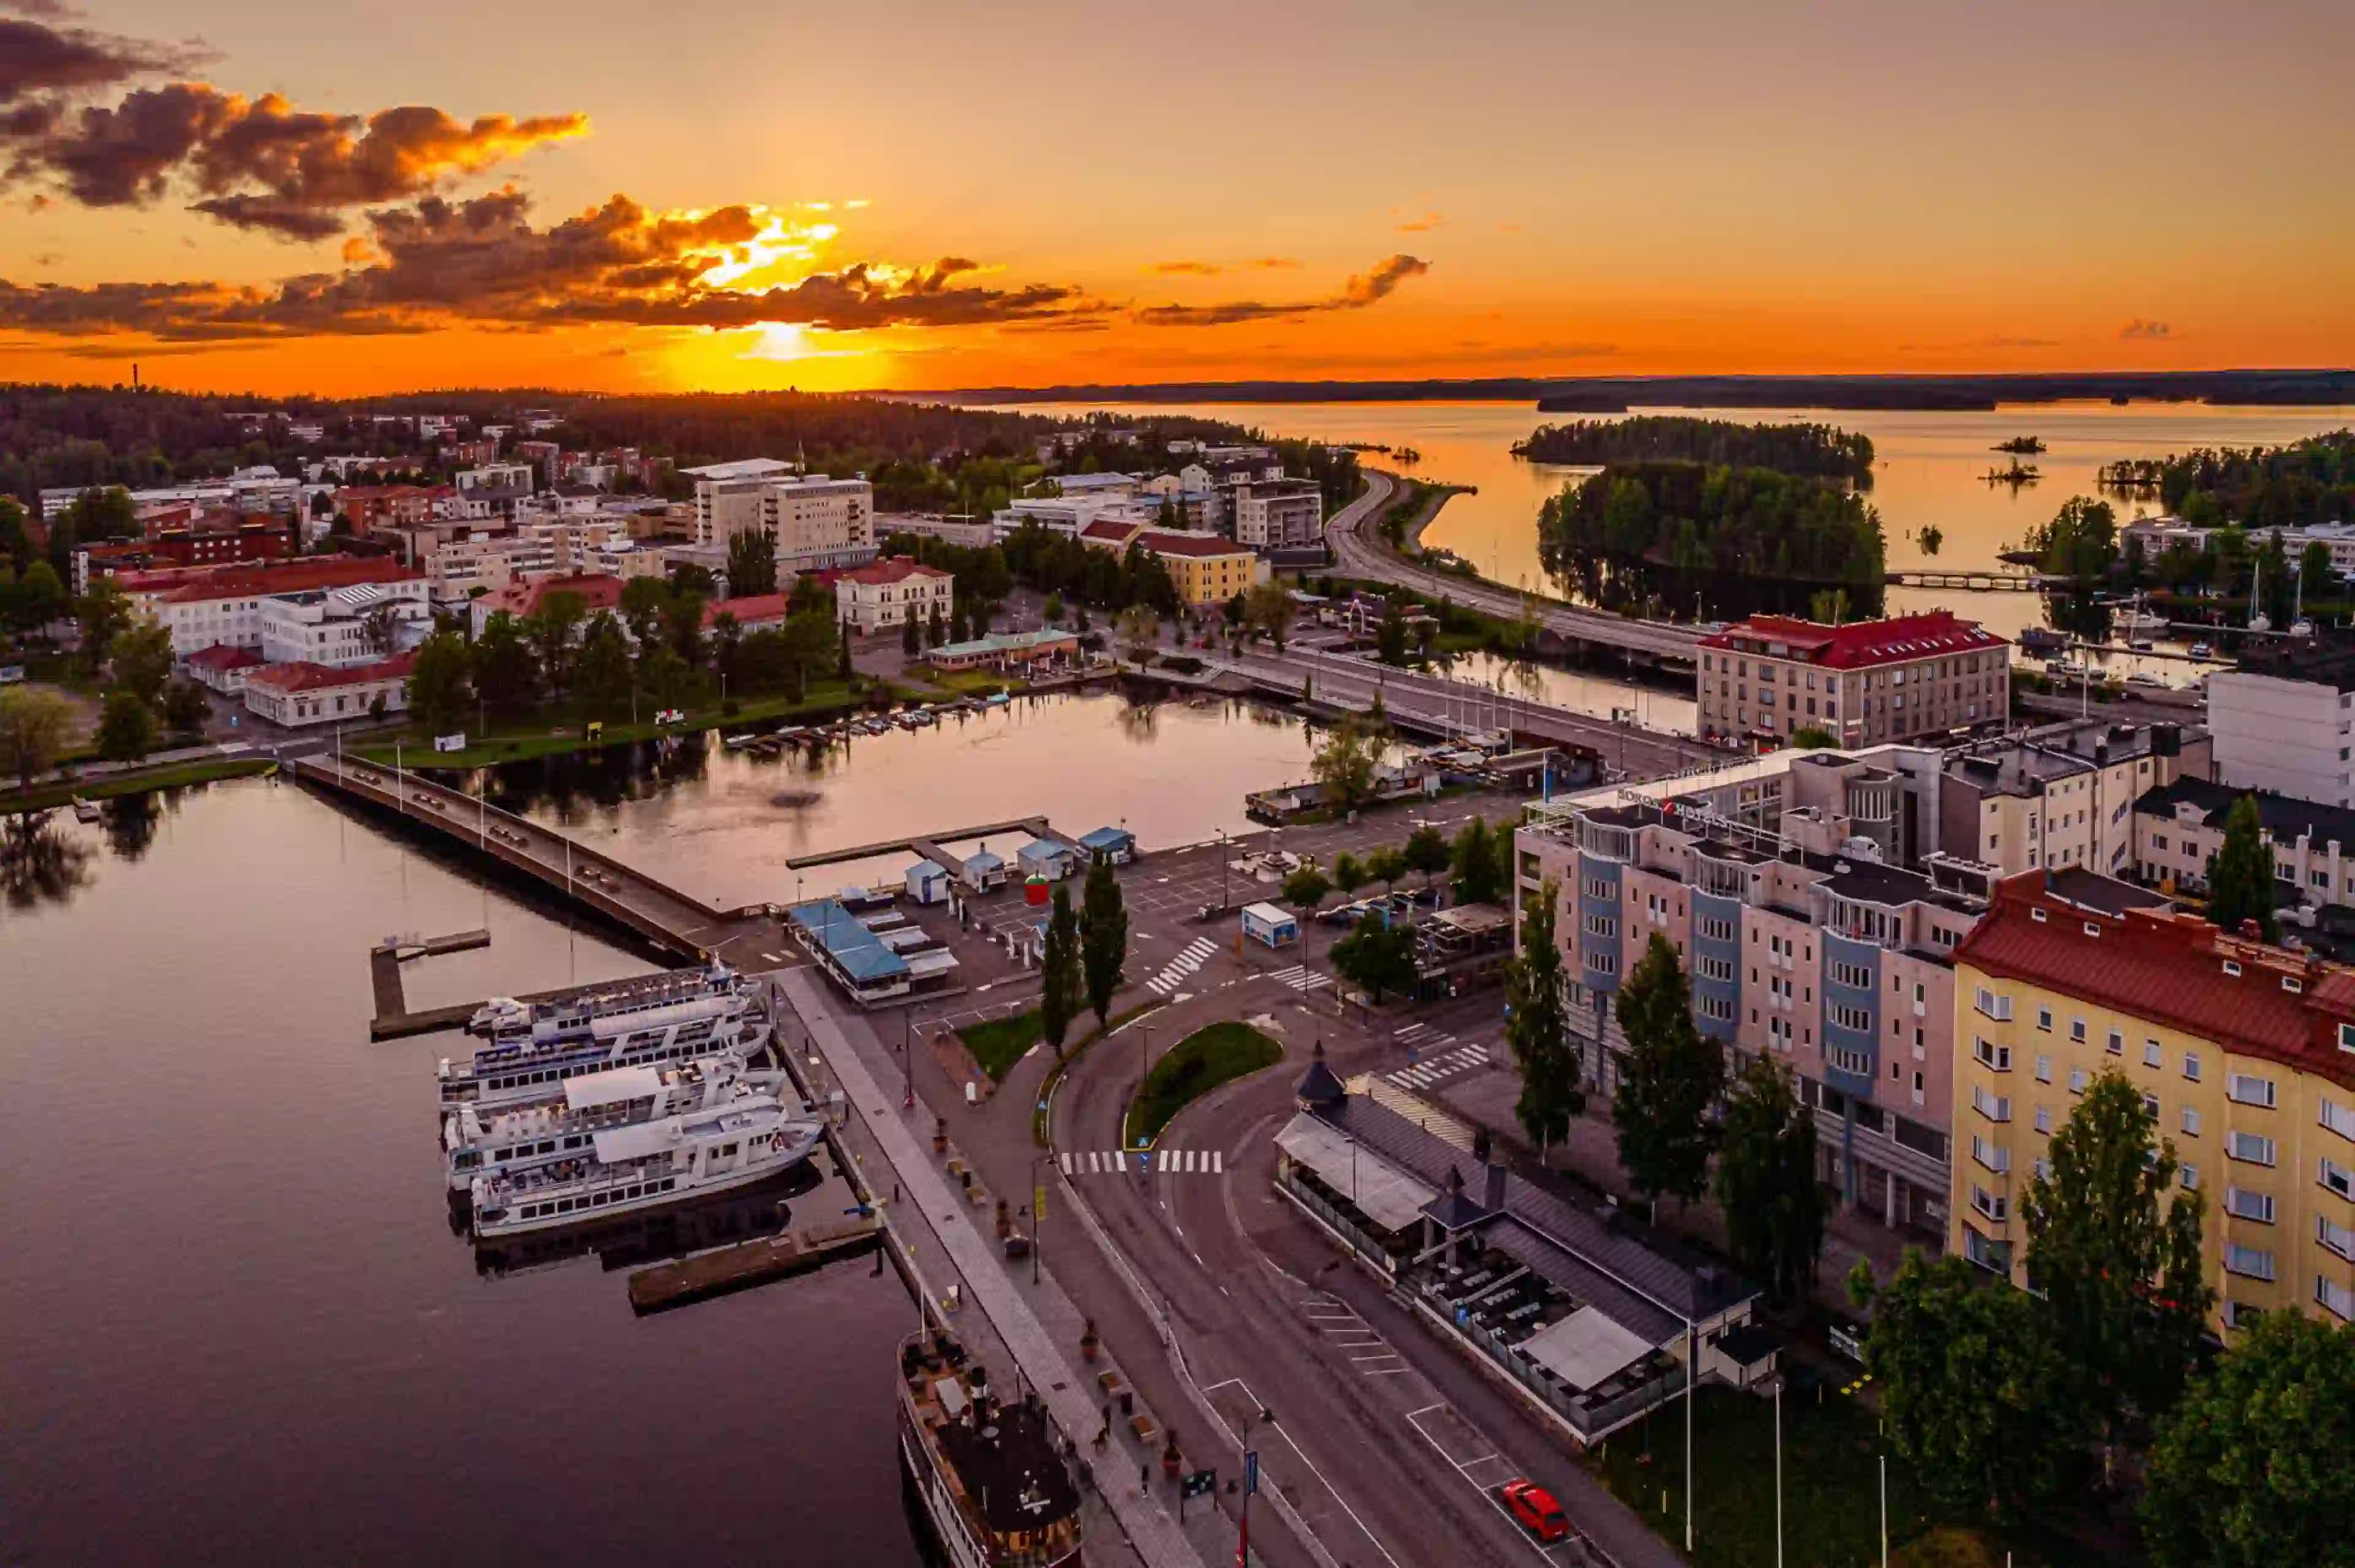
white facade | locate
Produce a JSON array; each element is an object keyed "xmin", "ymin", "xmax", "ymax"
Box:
[
  {"xmin": 258, "ymin": 581, "xmax": 430, "ymax": 668},
  {"xmin": 39, "ymin": 472, "xmax": 302, "ymax": 521},
  {"xmin": 1228, "ymin": 481, "xmax": 1323, "ymax": 549},
  {"xmin": 242, "ymin": 660, "xmax": 412, "ymax": 728},
  {"xmin": 836, "ymin": 560, "xmax": 954, "ymax": 635},
  {"xmin": 2208, "ymin": 673, "xmax": 2355, "ymax": 808},
  {"xmin": 692, "ymin": 472, "xmax": 875, "ymax": 569}
]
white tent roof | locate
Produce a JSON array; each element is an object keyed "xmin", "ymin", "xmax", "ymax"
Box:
[
  {"xmin": 1275, "ymin": 1113, "xmax": 1433, "ymax": 1233},
  {"xmin": 563, "ymin": 1064, "xmax": 661, "ymax": 1111},
  {"xmin": 1243, "ymin": 901, "xmax": 1294, "ymax": 925},
  {"xmin": 1518, "ymin": 1305, "xmax": 1657, "ymax": 1391}
]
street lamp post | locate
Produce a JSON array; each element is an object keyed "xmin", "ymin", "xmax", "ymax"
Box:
[
  {"xmin": 1135, "ymin": 1025, "xmax": 1154, "ymax": 1147},
  {"xmin": 1238, "ymin": 1405, "xmax": 1274, "ymax": 1568},
  {"xmin": 1029, "ymin": 1153, "xmax": 1043, "ymax": 1286}
]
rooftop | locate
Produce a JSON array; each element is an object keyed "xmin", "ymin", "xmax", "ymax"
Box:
[
  {"xmin": 840, "ymin": 555, "xmax": 952, "ymax": 587},
  {"xmin": 139, "ymin": 556, "xmax": 419, "ymax": 603},
  {"xmin": 244, "ymin": 651, "xmax": 415, "ymax": 694},
  {"xmin": 182, "ymin": 643, "xmax": 265, "ymax": 671},
  {"xmin": 2139, "ymin": 774, "xmax": 2355, "ymax": 850},
  {"xmin": 1138, "ymin": 529, "xmax": 1254, "ymax": 560},
  {"xmin": 1701, "ymin": 610, "xmax": 2007, "ymax": 670}
]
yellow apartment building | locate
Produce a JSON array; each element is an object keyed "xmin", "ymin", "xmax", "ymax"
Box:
[{"xmin": 1951, "ymin": 869, "xmax": 2355, "ymax": 1335}]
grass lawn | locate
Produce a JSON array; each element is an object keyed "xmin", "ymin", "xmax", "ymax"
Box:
[
  {"xmin": 1583, "ymin": 1384, "xmax": 2059, "ymax": 1568},
  {"xmin": 916, "ymin": 667, "xmax": 1024, "ymax": 697},
  {"xmin": 2, "ymin": 755, "xmax": 272, "ymax": 814},
  {"xmin": 1125, "ymin": 1021, "xmax": 1281, "ymax": 1146},
  {"xmin": 351, "ymin": 681, "xmax": 861, "ymax": 768},
  {"xmin": 959, "ymin": 1009, "xmax": 1043, "ymax": 1082}
]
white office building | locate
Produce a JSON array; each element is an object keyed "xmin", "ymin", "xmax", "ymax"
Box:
[
  {"xmin": 2208, "ymin": 671, "xmax": 2355, "ymax": 808},
  {"xmin": 258, "ymin": 580, "xmax": 431, "ymax": 668}
]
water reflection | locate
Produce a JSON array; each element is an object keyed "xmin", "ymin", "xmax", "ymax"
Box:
[
  {"xmin": 0, "ymin": 812, "xmax": 93, "ymax": 911},
  {"xmin": 469, "ymin": 1162, "xmax": 829, "ymax": 1279},
  {"xmin": 101, "ymin": 789, "xmax": 165, "ymax": 860}
]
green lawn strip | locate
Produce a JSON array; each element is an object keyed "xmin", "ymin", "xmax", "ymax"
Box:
[
  {"xmin": 2, "ymin": 755, "xmax": 273, "ymax": 814},
  {"xmin": 1124, "ymin": 1020, "xmax": 1281, "ymax": 1147},
  {"xmin": 916, "ymin": 667, "xmax": 1026, "ymax": 697},
  {"xmin": 351, "ymin": 681, "xmax": 862, "ymax": 768},
  {"xmin": 1033, "ymin": 997, "xmax": 1170, "ymax": 1147},
  {"xmin": 1582, "ymin": 1383, "xmax": 1980, "ymax": 1568},
  {"xmin": 959, "ymin": 1009, "xmax": 1044, "ymax": 1082}
]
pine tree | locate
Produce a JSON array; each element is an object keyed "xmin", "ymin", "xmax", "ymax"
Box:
[
  {"xmin": 2204, "ymin": 792, "xmax": 2278, "ymax": 941},
  {"xmin": 1040, "ymin": 884, "xmax": 1082, "ymax": 1055},
  {"xmin": 1080, "ymin": 851, "xmax": 1128, "ymax": 1027},
  {"xmin": 1714, "ymin": 1055, "xmax": 1823, "ymax": 1302},
  {"xmin": 1449, "ymin": 817, "xmax": 1505, "ymax": 904},
  {"xmin": 1506, "ymin": 880, "xmax": 1582, "ymax": 1155},
  {"xmin": 1610, "ymin": 935, "xmax": 1725, "ymax": 1215}
]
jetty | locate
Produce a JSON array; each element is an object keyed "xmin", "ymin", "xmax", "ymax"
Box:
[
  {"xmin": 1885, "ymin": 568, "xmax": 2045, "ymax": 592},
  {"xmin": 784, "ymin": 817, "xmax": 1067, "ymax": 873},
  {"xmin": 627, "ymin": 1213, "xmax": 884, "ymax": 1314}
]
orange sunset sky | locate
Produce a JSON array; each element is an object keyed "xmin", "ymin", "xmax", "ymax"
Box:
[{"xmin": 1, "ymin": 0, "xmax": 2349, "ymax": 397}]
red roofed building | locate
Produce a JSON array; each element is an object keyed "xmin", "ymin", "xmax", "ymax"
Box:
[
  {"xmin": 1951, "ymin": 868, "xmax": 2355, "ymax": 1329},
  {"xmin": 182, "ymin": 643, "xmax": 266, "ymax": 695},
  {"xmin": 700, "ymin": 593, "xmax": 792, "ymax": 635},
  {"xmin": 468, "ymin": 573, "xmax": 629, "ymax": 637},
  {"xmin": 833, "ymin": 554, "xmax": 954, "ymax": 636},
  {"xmin": 242, "ymin": 652, "xmax": 415, "ymax": 728},
  {"xmin": 1698, "ymin": 610, "xmax": 2008, "ymax": 748},
  {"xmin": 335, "ymin": 484, "xmax": 442, "ymax": 535},
  {"xmin": 123, "ymin": 554, "xmax": 424, "ymax": 657}
]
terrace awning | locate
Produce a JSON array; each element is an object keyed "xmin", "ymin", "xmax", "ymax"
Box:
[
  {"xmin": 1276, "ymin": 1113, "xmax": 1433, "ymax": 1234},
  {"xmin": 1517, "ymin": 1305, "xmax": 1658, "ymax": 1392}
]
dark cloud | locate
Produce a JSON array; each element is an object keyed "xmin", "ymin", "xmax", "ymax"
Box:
[
  {"xmin": 1136, "ymin": 253, "xmax": 1430, "ymax": 327},
  {"xmin": 1148, "ymin": 259, "xmax": 1221, "ymax": 276},
  {"xmin": 1, "ymin": 78, "xmax": 587, "ymax": 234},
  {"xmin": 1244, "ymin": 256, "xmax": 1299, "ymax": 269},
  {"xmin": 0, "ymin": 188, "xmax": 1108, "ymax": 341},
  {"xmin": 2120, "ymin": 317, "xmax": 2172, "ymax": 341},
  {"xmin": 0, "ymin": 16, "xmax": 212, "ymax": 105}
]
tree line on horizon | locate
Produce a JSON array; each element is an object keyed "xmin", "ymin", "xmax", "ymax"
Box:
[{"xmin": 1511, "ymin": 415, "xmax": 1877, "ymax": 488}]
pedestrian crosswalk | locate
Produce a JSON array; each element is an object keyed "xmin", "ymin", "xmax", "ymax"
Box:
[
  {"xmin": 1386, "ymin": 1022, "xmax": 1491, "ymax": 1090},
  {"xmin": 1268, "ymin": 963, "xmax": 1332, "ymax": 993},
  {"xmin": 1146, "ymin": 936, "xmax": 1217, "ymax": 996},
  {"xmin": 1059, "ymin": 1147, "xmax": 1227, "ymax": 1177}
]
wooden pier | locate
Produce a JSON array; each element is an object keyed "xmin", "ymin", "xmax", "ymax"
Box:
[
  {"xmin": 1885, "ymin": 568, "xmax": 2045, "ymax": 592},
  {"xmin": 626, "ymin": 1213, "xmax": 884, "ymax": 1314},
  {"xmin": 784, "ymin": 817, "xmax": 1059, "ymax": 873}
]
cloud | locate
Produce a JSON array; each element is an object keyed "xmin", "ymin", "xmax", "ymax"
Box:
[
  {"xmin": 1147, "ymin": 259, "xmax": 1221, "ymax": 276},
  {"xmin": 2119, "ymin": 317, "xmax": 2171, "ymax": 341},
  {"xmin": 1135, "ymin": 253, "xmax": 1430, "ymax": 328},
  {"xmin": 0, "ymin": 16, "xmax": 212, "ymax": 105},
  {"xmin": 1244, "ymin": 256, "xmax": 1298, "ymax": 270},
  {"xmin": 1392, "ymin": 208, "xmax": 1444, "ymax": 233},
  {"xmin": 3, "ymin": 82, "xmax": 588, "ymax": 234},
  {"xmin": 0, "ymin": 188, "xmax": 1109, "ymax": 342}
]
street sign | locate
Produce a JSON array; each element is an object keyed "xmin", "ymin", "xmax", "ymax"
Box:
[
  {"xmin": 1181, "ymin": 1467, "xmax": 1217, "ymax": 1499},
  {"xmin": 1244, "ymin": 1450, "xmax": 1259, "ymax": 1495},
  {"xmin": 1033, "ymin": 1185, "xmax": 1047, "ymax": 1222},
  {"xmin": 1135, "ymin": 1152, "xmax": 1151, "ymax": 1176}
]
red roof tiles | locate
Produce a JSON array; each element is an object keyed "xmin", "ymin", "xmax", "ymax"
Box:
[
  {"xmin": 1700, "ymin": 610, "xmax": 2005, "ymax": 670},
  {"xmin": 1138, "ymin": 529, "xmax": 1252, "ymax": 559},
  {"xmin": 244, "ymin": 652, "xmax": 415, "ymax": 694},
  {"xmin": 139, "ymin": 556, "xmax": 419, "ymax": 603},
  {"xmin": 183, "ymin": 643, "xmax": 265, "ymax": 672},
  {"xmin": 1956, "ymin": 870, "xmax": 2355, "ymax": 1090},
  {"xmin": 838, "ymin": 556, "xmax": 951, "ymax": 586}
]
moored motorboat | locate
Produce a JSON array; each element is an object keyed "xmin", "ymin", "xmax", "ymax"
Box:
[{"xmin": 470, "ymin": 1096, "xmax": 822, "ymax": 1237}]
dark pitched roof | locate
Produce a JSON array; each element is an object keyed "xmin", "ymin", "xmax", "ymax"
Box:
[
  {"xmin": 1294, "ymin": 1042, "xmax": 1346, "ymax": 1110},
  {"xmin": 1419, "ymin": 1166, "xmax": 1492, "ymax": 1231},
  {"xmin": 2137, "ymin": 774, "xmax": 2355, "ymax": 851}
]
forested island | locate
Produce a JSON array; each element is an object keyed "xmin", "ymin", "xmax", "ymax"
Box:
[
  {"xmin": 1511, "ymin": 416, "xmax": 1874, "ymax": 486},
  {"xmin": 2099, "ymin": 429, "xmax": 2355, "ymax": 530},
  {"xmin": 1994, "ymin": 436, "xmax": 2046, "ymax": 454},
  {"xmin": 1536, "ymin": 461, "xmax": 1885, "ymax": 619}
]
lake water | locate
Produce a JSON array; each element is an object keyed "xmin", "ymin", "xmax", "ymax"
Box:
[
  {"xmin": 0, "ymin": 689, "xmax": 1382, "ymax": 1567},
  {"xmin": 998, "ymin": 399, "xmax": 2355, "ymax": 650}
]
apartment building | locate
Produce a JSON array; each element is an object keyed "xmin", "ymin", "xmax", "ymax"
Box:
[
  {"xmin": 2136, "ymin": 775, "xmax": 2355, "ymax": 915},
  {"xmin": 1697, "ymin": 611, "xmax": 2009, "ymax": 748},
  {"xmin": 125, "ymin": 556, "xmax": 423, "ymax": 657},
  {"xmin": 835, "ymin": 556, "xmax": 954, "ymax": 635},
  {"xmin": 39, "ymin": 469, "xmax": 302, "ymax": 521},
  {"xmin": 1227, "ymin": 478, "xmax": 1324, "ymax": 550},
  {"xmin": 1940, "ymin": 719, "xmax": 2211, "ymax": 878},
  {"xmin": 685, "ymin": 462, "xmax": 874, "ymax": 572},
  {"xmin": 1952, "ymin": 871, "xmax": 2355, "ymax": 1334},
  {"xmin": 74, "ymin": 517, "xmax": 292, "ymax": 592},
  {"xmin": 1131, "ymin": 529, "xmax": 1264, "ymax": 606},
  {"xmin": 1515, "ymin": 787, "xmax": 1994, "ymax": 1236},
  {"xmin": 258, "ymin": 581, "xmax": 428, "ymax": 667},
  {"xmin": 2209, "ymin": 668, "xmax": 2355, "ymax": 809},
  {"xmin": 467, "ymin": 573, "xmax": 629, "ymax": 638},
  {"xmin": 335, "ymin": 484, "xmax": 443, "ymax": 536}
]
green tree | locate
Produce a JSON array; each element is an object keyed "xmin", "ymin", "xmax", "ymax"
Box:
[
  {"xmin": 2141, "ymin": 1310, "xmax": 2355, "ymax": 1568},
  {"xmin": 0, "ymin": 686, "xmax": 75, "ymax": 789},
  {"xmin": 1610, "ymin": 935, "xmax": 1725, "ymax": 1214},
  {"xmin": 573, "ymin": 613, "xmax": 635, "ymax": 717},
  {"xmin": 2299, "ymin": 539, "xmax": 2336, "ymax": 604},
  {"xmin": 835, "ymin": 618, "xmax": 854, "ymax": 681},
  {"xmin": 1309, "ymin": 719, "xmax": 1380, "ymax": 813},
  {"xmin": 1243, "ymin": 581, "xmax": 1295, "ymax": 652},
  {"xmin": 1116, "ymin": 603, "xmax": 1160, "ymax": 667},
  {"xmin": 927, "ymin": 602, "xmax": 946, "ymax": 648},
  {"xmin": 1042, "ymin": 591, "xmax": 1065, "ymax": 624},
  {"xmin": 1039, "ymin": 882, "xmax": 1082, "ymax": 1054},
  {"xmin": 407, "ymin": 628, "xmax": 475, "ymax": 736},
  {"xmin": 1079, "ymin": 851, "xmax": 1128, "ymax": 1027},
  {"xmin": 160, "ymin": 679, "xmax": 210, "ymax": 736},
  {"xmin": 726, "ymin": 529, "xmax": 778, "ymax": 597},
  {"xmin": 1402, "ymin": 824, "xmax": 1450, "ymax": 887},
  {"xmin": 107, "ymin": 620, "xmax": 175, "ymax": 706},
  {"xmin": 15, "ymin": 559, "xmax": 66, "ymax": 631},
  {"xmin": 1848, "ymin": 1251, "xmax": 2083, "ymax": 1520},
  {"xmin": 662, "ymin": 588, "xmax": 706, "ymax": 670},
  {"xmin": 0, "ymin": 495, "xmax": 31, "ymax": 570},
  {"xmin": 2029, "ymin": 495, "xmax": 2120, "ymax": 581},
  {"xmin": 526, "ymin": 589, "xmax": 588, "ymax": 702},
  {"xmin": 1375, "ymin": 599, "xmax": 1409, "ymax": 666},
  {"xmin": 1449, "ymin": 817, "xmax": 1505, "ymax": 904},
  {"xmin": 2203, "ymin": 792, "xmax": 2278, "ymax": 941},
  {"xmin": 618, "ymin": 576, "xmax": 672, "ymax": 646},
  {"xmin": 783, "ymin": 608, "xmax": 837, "ymax": 699},
  {"xmin": 1283, "ymin": 864, "xmax": 1331, "ymax": 910},
  {"xmin": 1366, "ymin": 845, "xmax": 1409, "ymax": 894},
  {"xmin": 1789, "ymin": 725, "xmax": 1836, "ymax": 748},
  {"xmin": 1714, "ymin": 1055, "xmax": 1823, "ymax": 1302},
  {"xmin": 472, "ymin": 611, "xmax": 540, "ymax": 720},
  {"xmin": 2023, "ymin": 1068, "xmax": 2211, "ymax": 1450},
  {"xmin": 1506, "ymin": 879, "xmax": 1582, "ymax": 1154},
  {"xmin": 95, "ymin": 689, "xmax": 158, "ymax": 762},
  {"xmin": 1330, "ymin": 851, "xmax": 1367, "ymax": 899},
  {"xmin": 1331, "ymin": 910, "xmax": 1417, "ymax": 1003},
  {"xmin": 74, "ymin": 579, "xmax": 132, "ymax": 671},
  {"xmin": 710, "ymin": 611, "xmax": 745, "ymax": 697},
  {"xmin": 901, "ymin": 608, "xmax": 922, "ymax": 654}
]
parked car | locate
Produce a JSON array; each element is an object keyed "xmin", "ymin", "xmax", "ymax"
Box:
[{"xmin": 1498, "ymin": 1479, "xmax": 1568, "ymax": 1544}]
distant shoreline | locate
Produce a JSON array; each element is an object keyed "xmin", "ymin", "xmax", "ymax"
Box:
[{"xmin": 913, "ymin": 369, "xmax": 2355, "ymax": 412}]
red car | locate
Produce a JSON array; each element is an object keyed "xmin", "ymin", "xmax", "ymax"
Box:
[{"xmin": 1498, "ymin": 1478, "xmax": 1568, "ymax": 1543}]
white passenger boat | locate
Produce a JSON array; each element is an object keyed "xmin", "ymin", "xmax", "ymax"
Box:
[
  {"xmin": 470, "ymin": 1097, "xmax": 823, "ymax": 1237},
  {"xmin": 442, "ymin": 1056, "xmax": 791, "ymax": 1191},
  {"xmin": 898, "ymin": 1329, "xmax": 1083, "ymax": 1568},
  {"xmin": 468, "ymin": 960, "xmax": 752, "ymax": 1042},
  {"xmin": 438, "ymin": 987, "xmax": 772, "ymax": 1109}
]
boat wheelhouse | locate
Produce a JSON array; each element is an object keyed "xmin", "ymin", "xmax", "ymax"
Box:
[
  {"xmin": 470, "ymin": 1097, "xmax": 822, "ymax": 1237},
  {"xmin": 897, "ymin": 1330, "xmax": 1082, "ymax": 1568},
  {"xmin": 437, "ymin": 990, "xmax": 771, "ymax": 1108},
  {"xmin": 442, "ymin": 1057, "xmax": 791, "ymax": 1190}
]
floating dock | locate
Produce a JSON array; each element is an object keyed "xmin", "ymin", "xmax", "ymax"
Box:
[{"xmin": 626, "ymin": 1212, "xmax": 884, "ymax": 1313}]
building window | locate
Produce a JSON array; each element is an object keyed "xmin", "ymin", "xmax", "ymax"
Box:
[
  {"xmin": 1974, "ymin": 1038, "xmax": 2012, "ymax": 1071},
  {"xmin": 1970, "ymin": 1185, "xmax": 2008, "ymax": 1223},
  {"xmin": 2034, "ymin": 1054, "xmax": 2053, "ymax": 1083},
  {"xmin": 2228, "ymin": 1073, "xmax": 2280, "ymax": 1109},
  {"xmin": 2229, "ymin": 1131, "xmax": 2279, "ymax": 1167},
  {"xmin": 1975, "ymin": 987, "xmax": 2013, "ymax": 1022},
  {"xmin": 2224, "ymin": 1244, "xmax": 2276, "ymax": 1282},
  {"xmin": 2070, "ymin": 1017, "xmax": 2088, "ymax": 1044},
  {"xmin": 2035, "ymin": 1006, "xmax": 2053, "ymax": 1032},
  {"xmin": 2321, "ymin": 1098, "xmax": 2355, "ymax": 1142},
  {"xmin": 2226, "ymin": 1187, "xmax": 2276, "ymax": 1223},
  {"xmin": 1829, "ymin": 1003, "xmax": 1872, "ymax": 1033},
  {"xmin": 2107, "ymin": 1028, "xmax": 2124, "ymax": 1055},
  {"xmin": 2182, "ymin": 1161, "xmax": 2200, "ymax": 1190},
  {"xmin": 2322, "ymin": 1158, "xmax": 2355, "ymax": 1201},
  {"xmin": 2182, "ymin": 1107, "xmax": 2201, "ymax": 1137},
  {"xmin": 1828, "ymin": 1045, "xmax": 1871, "ymax": 1076},
  {"xmin": 2183, "ymin": 1051, "xmax": 2203, "ymax": 1082},
  {"xmin": 2318, "ymin": 1275, "xmax": 2355, "ymax": 1321},
  {"xmin": 1972, "ymin": 1087, "xmax": 2012, "ymax": 1122},
  {"xmin": 1972, "ymin": 1135, "xmax": 2009, "ymax": 1173},
  {"xmin": 2143, "ymin": 1039, "xmax": 2163, "ymax": 1069},
  {"xmin": 2068, "ymin": 1067, "xmax": 2089, "ymax": 1095}
]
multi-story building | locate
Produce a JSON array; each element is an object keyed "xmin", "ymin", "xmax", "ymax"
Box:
[
  {"xmin": 467, "ymin": 573, "xmax": 629, "ymax": 638},
  {"xmin": 510, "ymin": 439, "xmax": 563, "ymax": 483},
  {"xmin": 74, "ymin": 518, "xmax": 293, "ymax": 592},
  {"xmin": 2208, "ymin": 668, "xmax": 2355, "ymax": 809},
  {"xmin": 875, "ymin": 512, "xmax": 998, "ymax": 550},
  {"xmin": 336, "ymin": 484, "xmax": 444, "ymax": 538},
  {"xmin": 1951, "ymin": 870, "xmax": 2355, "ymax": 1334},
  {"xmin": 686, "ymin": 461, "xmax": 874, "ymax": 571},
  {"xmin": 1131, "ymin": 529, "xmax": 1264, "ymax": 606},
  {"xmin": 834, "ymin": 556, "xmax": 954, "ymax": 637},
  {"xmin": 258, "ymin": 581, "xmax": 429, "ymax": 668},
  {"xmin": 39, "ymin": 469, "xmax": 301, "ymax": 522},
  {"xmin": 1940, "ymin": 719, "xmax": 2211, "ymax": 878},
  {"xmin": 1696, "ymin": 611, "xmax": 2009, "ymax": 749},
  {"xmin": 242, "ymin": 652, "xmax": 414, "ymax": 729},
  {"xmin": 2135, "ymin": 775, "xmax": 2355, "ymax": 915},
  {"xmin": 123, "ymin": 556, "xmax": 423, "ymax": 657},
  {"xmin": 1227, "ymin": 478, "xmax": 1324, "ymax": 551}
]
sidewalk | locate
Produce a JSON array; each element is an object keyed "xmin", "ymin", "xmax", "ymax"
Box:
[{"xmin": 778, "ymin": 969, "xmax": 1230, "ymax": 1568}]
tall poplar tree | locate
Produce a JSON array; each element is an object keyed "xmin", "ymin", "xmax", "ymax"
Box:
[
  {"xmin": 1079, "ymin": 851, "xmax": 1128, "ymax": 1027},
  {"xmin": 1714, "ymin": 1055, "xmax": 1823, "ymax": 1302},
  {"xmin": 1506, "ymin": 880, "xmax": 1582, "ymax": 1156},
  {"xmin": 1610, "ymin": 935, "xmax": 1725, "ymax": 1215},
  {"xmin": 2204, "ymin": 793, "xmax": 2278, "ymax": 941},
  {"xmin": 1039, "ymin": 884, "xmax": 1082, "ymax": 1055}
]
